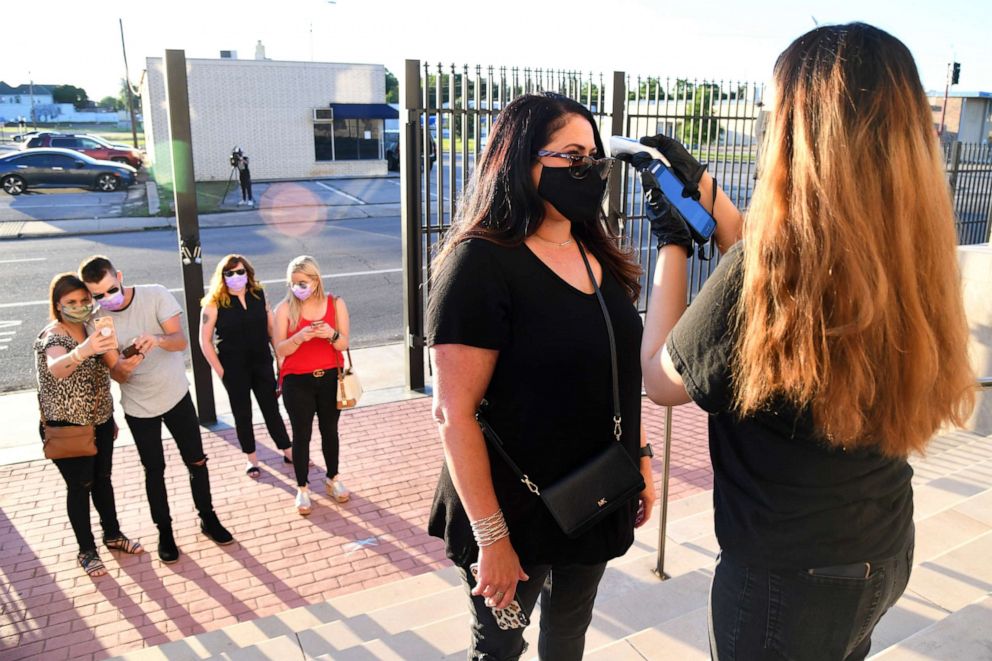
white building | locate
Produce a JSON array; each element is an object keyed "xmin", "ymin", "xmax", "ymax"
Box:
[{"xmin": 140, "ymin": 56, "xmax": 396, "ymax": 183}]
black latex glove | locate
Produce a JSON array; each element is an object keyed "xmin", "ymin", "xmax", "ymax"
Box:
[
  {"xmin": 641, "ymin": 172, "xmax": 692, "ymax": 256},
  {"xmin": 639, "ymin": 134, "xmax": 707, "ymax": 201}
]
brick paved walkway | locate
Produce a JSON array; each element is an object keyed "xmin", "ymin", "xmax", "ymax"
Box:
[{"xmin": 0, "ymin": 398, "xmax": 711, "ymax": 661}]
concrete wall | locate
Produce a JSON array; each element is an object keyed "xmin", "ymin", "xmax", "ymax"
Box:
[
  {"xmin": 958, "ymin": 244, "xmax": 992, "ymax": 434},
  {"xmin": 143, "ymin": 57, "xmax": 387, "ymax": 184},
  {"xmin": 959, "ymin": 99, "xmax": 991, "ymax": 143}
]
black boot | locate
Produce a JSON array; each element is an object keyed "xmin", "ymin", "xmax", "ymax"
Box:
[
  {"xmin": 200, "ymin": 512, "xmax": 234, "ymax": 546},
  {"xmin": 158, "ymin": 528, "xmax": 180, "ymax": 564}
]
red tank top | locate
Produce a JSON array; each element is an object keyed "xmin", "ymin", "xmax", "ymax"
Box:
[{"xmin": 280, "ymin": 297, "xmax": 344, "ymax": 375}]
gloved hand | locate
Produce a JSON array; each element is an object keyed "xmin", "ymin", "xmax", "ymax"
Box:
[
  {"xmin": 641, "ymin": 172, "xmax": 692, "ymax": 256},
  {"xmin": 639, "ymin": 135, "xmax": 707, "ymax": 201}
]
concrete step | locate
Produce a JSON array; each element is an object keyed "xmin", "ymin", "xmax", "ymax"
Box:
[{"xmin": 871, "ymin": 596, "xmax": 992, "ymax": 659}]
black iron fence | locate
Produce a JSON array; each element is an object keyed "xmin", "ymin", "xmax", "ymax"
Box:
[
  {"xmin": 400, "ymin": 59, "xmax": 992, "ymax": 389},
  {"xmin": 944, "ymin": 141, "xmax": 992, "ymax": 245}
]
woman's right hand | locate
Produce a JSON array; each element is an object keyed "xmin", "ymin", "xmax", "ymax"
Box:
[
  {"xmin": 80, "ymin": 331, "xmax": 117, "ymax": 357},
  {"xmin": 473, "ymin": 537, "xmax": 529, "ymax": 610},
  {"xmin": 295, "ymin": 325, "xmax": 317, "ymax": 345}
]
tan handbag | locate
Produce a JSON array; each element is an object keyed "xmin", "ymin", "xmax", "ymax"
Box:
[
  {"xmin": 39, "ymin": 408, "xmax": 97, "ymax": 460},
  {"xmin": 337, "ymin": 348, "xmax": 363, "ymax": 410}
]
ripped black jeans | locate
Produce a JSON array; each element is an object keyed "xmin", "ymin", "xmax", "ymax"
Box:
[
  {"xmin": 125, "ymin": 393, "xmax": 216, "ymax": 530},
  {"xmin": 51, "ymin": 417, "xmax": 121, "ymax": 554}
]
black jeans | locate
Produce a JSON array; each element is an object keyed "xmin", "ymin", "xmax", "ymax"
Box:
[
  {"xmin": 709, "ymin": 540, "xmax": 914, "ymax": 661},
  {"xmin": 459, "ymin": 560, "xmax": 607, "ymax": 660},
  {"xmin": 239, "ymin": 176, "xmax": 253, "ymax": 201},
  {"xmin": 124, "ymin": 393, "xmax": 214, "ymax": 529},
  {"xmin": 220, "ymin": 353, "xmax": 291, "ymax": 454},
  {"xmin": 281, "ymin": 370, "xmax": 341, "ymax": 487},
  {"xmin": 51, "ymin": 417, "xmax": 121, "ymax": 554}
]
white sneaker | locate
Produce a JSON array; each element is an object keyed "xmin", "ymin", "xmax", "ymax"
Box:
[
  {"xmin": 295, "ymin": 489, "xmax": 312, "ymax": 516},
  {"xmin": 326, "ymin": 477, "xmax": 350, "ymax": 503},
  {"xmin": 247, "ymin": 200, "xmax": 254, "ymax": 207}
]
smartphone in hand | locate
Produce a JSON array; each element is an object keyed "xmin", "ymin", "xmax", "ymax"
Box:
[
  {"xmin": 93, "ymin": 316, "xmax": 117, "ymax": 347},
  {"xmin": 469, "ymin": 563, "xmax": 529, "ymax": 630}
]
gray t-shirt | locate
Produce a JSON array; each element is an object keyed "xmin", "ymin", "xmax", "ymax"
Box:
[{"xmin": 92, "ymin": 284, "xmax": 189, "ymax": 418}]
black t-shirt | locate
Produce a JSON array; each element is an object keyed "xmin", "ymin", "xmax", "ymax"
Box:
[
  {"xmin": 426, "ymin": 238, "xmax": 644, "ymax": 567},
  {"xmin": 667, "ymin": 243, "xmax": 914, "ymax": 569},
  {"xmin": 215, "ymin": 289, "xmax": 272, "ymax": 363}
]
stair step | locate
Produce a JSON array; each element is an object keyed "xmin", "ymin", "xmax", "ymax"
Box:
[
  {"xmin": 586, "ymin": 607, "xmax": 709, "ymax": 660},
  {"xmin": 214, "ymin": 635, "xmax": 304, "ymax": 660},
  {"xmin": 871, "ymin": 596, "xmax": 992, "ymax": 659}
]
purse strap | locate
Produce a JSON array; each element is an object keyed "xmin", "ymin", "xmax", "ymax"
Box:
[
  {"xmin": 475, "ymin": 241, "xmax": 623, "ymax": 497},
  {"xmin": 577, "ymin": 242, "xmax": 622, "ymax": 443}
]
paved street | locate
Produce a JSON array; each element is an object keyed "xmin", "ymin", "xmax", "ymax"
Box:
[{"xmin": 0, "ymin": 216, "xmax": 404, "ymax": 392}]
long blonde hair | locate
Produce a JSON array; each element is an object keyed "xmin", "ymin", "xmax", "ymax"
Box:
[
  {"xmin": 283, "ymin": 255, "xmax": 327, "ymax": 329},
  {"xmin": 735, "ymin": 23, "xmax": 974, "ymax": 457},
  {"xmin": 201, "ymin": 254, "xmax": 263, "ymax": 308}
]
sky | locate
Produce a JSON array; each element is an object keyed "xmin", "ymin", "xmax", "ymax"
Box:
[{"xmin": 1, "ymin": 0, "xmax": 989, "ymax": 100}]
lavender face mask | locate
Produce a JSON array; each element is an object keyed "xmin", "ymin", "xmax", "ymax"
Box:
[
  {"xmin": 291, "ymin": 283, "xmax": 313, "ymax": 301},
  {"xmin": 225, "ymin": 273, "xmax": 249, "ymax": 291}
]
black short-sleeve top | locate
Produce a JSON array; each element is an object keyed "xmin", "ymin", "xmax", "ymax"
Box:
[
  {"xmin": 426, "ymin": 238, "xmax": 644, "ymax": 567},
  {"xmin": 667, "ymin": 242, "xmax": 914, "ymax": 570},
  {"xmin": 214, "ymin": 289, "xmax": 271, "ymax": 362}
]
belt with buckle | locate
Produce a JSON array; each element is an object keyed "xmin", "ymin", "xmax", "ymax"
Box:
[{"xmin": 312, "ymin": 369, "xmax": 325, "ymax": 378}]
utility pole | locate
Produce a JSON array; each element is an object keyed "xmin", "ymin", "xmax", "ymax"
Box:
[
  {"xmin": 163, "ymin": 49, "xmax": 216, "ymax": 425},
  {"xmin": 119, "ymin": 18, "xmax": 140, "ymax": 148},
  {"xmin": 939, "ymin": 61, "xmax": 961, "ymax": 138}
]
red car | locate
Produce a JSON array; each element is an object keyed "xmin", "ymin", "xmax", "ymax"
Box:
[{"xmin": 24, "ymin": 133, "xmax": 144, "ymax": 169}]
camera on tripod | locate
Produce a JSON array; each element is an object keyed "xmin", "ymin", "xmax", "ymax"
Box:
[{"xmin": 229, "ymin": 147, "xmax": 245, "ymax": 168}]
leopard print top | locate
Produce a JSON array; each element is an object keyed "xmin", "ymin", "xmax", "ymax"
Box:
[{"xmin": 34, "ymin": 328, "xmax": 113, "ymax": 426}]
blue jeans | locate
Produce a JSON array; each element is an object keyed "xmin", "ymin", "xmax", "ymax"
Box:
[
  {"xmin": 709, "ymin": 539, "xmax": 913, "ymax": 660},
  {"xmin": 459, "ymin": 561, "xmax": 607, "ymax": 660}
]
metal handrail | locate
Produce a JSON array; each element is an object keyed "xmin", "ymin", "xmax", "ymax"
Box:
[{"xmin": 652, "ymin": 376, "xmax": 992, "ymax": 580}]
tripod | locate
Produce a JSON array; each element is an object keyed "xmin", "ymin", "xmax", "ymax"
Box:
[{"xmin": 221, "ymin": 165, "xmax": 239, "ymax": 207}]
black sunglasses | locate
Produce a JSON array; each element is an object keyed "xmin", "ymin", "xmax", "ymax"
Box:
[
  {"xmin": 91, "ymin": 286, "xmax": 120, "ymax": 301},
  {"xmin": 535, "ymin": 150, "xmax": 615, "ymax": 180},
  {"xmin": 223, "ymin": 268, "xmax": 247, "ymax": 277}
]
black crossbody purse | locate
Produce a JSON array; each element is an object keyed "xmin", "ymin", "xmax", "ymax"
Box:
[{"xmin": 476, "ymin": 243, "xmax": 645, "ymax": 539}]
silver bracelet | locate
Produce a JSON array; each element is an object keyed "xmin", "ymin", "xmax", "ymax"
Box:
[{"xmin": 470, "ymin": 509, "xmax": 510, "ymax": 547}]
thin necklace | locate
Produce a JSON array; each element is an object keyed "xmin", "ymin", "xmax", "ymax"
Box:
[{"xmin": 532, "ymin": 233, "xmax": 574, "ymax": 248}]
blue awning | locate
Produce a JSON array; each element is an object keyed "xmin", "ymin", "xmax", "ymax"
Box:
[{"xmin": 328, "ymin": 103, "xmax": 399, "ymax": 120}]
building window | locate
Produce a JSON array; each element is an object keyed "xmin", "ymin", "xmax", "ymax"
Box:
[{"xmin": 314, "ymin": 118, "xmax": 383, "ymax": 162}]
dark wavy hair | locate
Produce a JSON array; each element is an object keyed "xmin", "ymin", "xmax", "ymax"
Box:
[{"xmin": 432, "ymin": 92, "xmax": 641, "ymax": 302}]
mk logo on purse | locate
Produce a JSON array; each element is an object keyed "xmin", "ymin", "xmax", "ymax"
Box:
[{"xmin": 597, "ymin": 498, "xmax": 608, "ymax": 507}]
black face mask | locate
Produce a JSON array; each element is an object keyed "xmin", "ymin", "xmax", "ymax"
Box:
[{"xmin": 537, "ymin": 165, "xmax": 608, "ymax": 226}]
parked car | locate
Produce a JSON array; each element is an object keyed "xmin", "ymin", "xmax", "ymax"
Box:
[
  {"xmin": 0, "ymin": 148, "xmax": 137, "ymax": 195},
  {"xmin": 384, "ymin": 131, "xmax": 436, "ymax": 172},
  {"xmin": 23, "ymin": 133, "xmax": 144, "ymax": 169}
]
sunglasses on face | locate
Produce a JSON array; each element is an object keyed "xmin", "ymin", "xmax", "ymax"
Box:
[
  {"xmin": 91, "ymin": 286, "xmax": 120, "ymax": 301},
  {"xmin": 535, "ymin": 150, "xmax": 616, "ymax": 180},
  {"xmin": 223, "ymin": 268, "xmax": 247, "ymax": 277}
]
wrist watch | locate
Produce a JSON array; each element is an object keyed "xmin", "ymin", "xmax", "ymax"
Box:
[{"xmin": 638, "ymin": 445, "xmax": 654, "ymax": 458}]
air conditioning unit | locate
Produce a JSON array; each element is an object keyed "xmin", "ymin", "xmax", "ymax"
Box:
[
  {"xmin": 313, "ymin": 108, "xmax": 334, "ymax": 121},
  {"xmin": 220, "ymin": 50, "xmax": 238, "ymax": 59}
]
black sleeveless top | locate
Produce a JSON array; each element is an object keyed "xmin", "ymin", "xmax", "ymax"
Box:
[{"xmin": 215, "ymin": 289, "xmax": 271, "ymax": 362}]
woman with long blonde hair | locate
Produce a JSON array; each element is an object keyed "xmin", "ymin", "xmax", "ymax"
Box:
[
  {"xmin": 640, "ymin": 23, "xmax": 974, "ymax": 660},
  {"xmin": 273, "ymin": 256, "xmax": 351, "ymax": 515},
  {"xmin": 199, "ymin": 254, "xmax": 292, "ymax": 477}
]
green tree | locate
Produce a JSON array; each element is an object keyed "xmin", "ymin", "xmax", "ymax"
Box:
[
  {"xmin": 676, "ymin": 83, "xmax": 723, "ymax": 144},
  {"xmin": 98, "ymin": 96, "xmax": 120, "ymax": 111},
  {"xmin": 628, "ymin": 77, "xmax": 667, "ymax": 101},
  {"xmin": 385, "ymin": 69, "xmax": 399, "ymax": 103},
  {"xmin": 118, "ymin": 78, "xmax": 140, "ymax": 112},
  {"xmin": 52, "ymin": 84, "xmax": 89, "ymax": 109}
]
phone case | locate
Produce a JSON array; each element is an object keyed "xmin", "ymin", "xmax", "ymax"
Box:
[
  {"xmin": 469, "ymin": 563, "xmax": 529, "ymax": 630},
  {"xmin": 93, "ymin": 316, "xmax": 117, "ymax": 344}
]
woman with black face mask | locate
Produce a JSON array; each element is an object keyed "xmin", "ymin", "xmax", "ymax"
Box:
[{"xmin": 427, "ymin": 92, "xmax": 655, "ymax": 660}]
